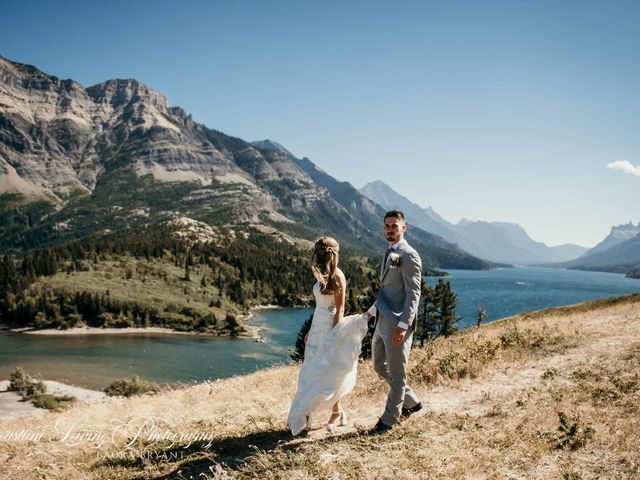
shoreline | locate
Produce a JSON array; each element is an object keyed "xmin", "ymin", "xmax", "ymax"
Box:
[
  {"xmin": 0, "ymin": 306, "xmax": 287, "ymax": 419},
  {"xmin": 2, "ymin": 304, "xmax": 285, "ymax": 339},
  {"xmin": 0, "ymin": 379, "xmax": 106, "ymax": 420},
  {"xmin": 239, "ymin": 304, "xmax": 283, "ymax": 342},
  {"xmin": 8, "ymin": 325, "xmax": 218, "ymax": 336}
]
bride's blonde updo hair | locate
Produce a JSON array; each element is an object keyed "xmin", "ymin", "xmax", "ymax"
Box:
[{"xmin": 311, "ymin": 236, "xmax": 340, "ymax": 295}]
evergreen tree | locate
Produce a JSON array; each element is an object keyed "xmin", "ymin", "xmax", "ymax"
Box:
[
  {"xmin": 224, "ymin": 314, "xmax": 241, "ymax": 337},
  {"xmin": 291, "ymin": 314, "xmax": 313, "ymax": 361},
  {"xmin": 416, "ymin": 279, "xmax": 439, "ymax": 345},
  {"xmin": 476, "ymin": 304, "xmax": 487, "ymax": 328},
  {"xmin": 416, "ymin": 277, "xmax": 461, "ymax": 341},
  {"xmin": 184, "ymin": 262, "xmax": 191, "ymax": 281},
  {"xmin": 436, "ymin": 278, "xmax": 461, "ymax": 337},
  {"xmin": 345, "ymin": 288, "xmax": 358, "ymax": 315}
]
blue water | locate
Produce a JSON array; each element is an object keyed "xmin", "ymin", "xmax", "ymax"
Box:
[
  {"xmin": 430, "ymin": 266, "xmax": 639, "ymax": 328},
  {"xmin": 0, "ymin": 267, "xmax": 637, "ymax": 389},
  {"xmin": 0, "ymin": 308, "xmax": 313, "ymax": 390}
]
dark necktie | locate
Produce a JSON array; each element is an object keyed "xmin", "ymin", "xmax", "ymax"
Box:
[{"xmin": 383, "ymin": 247, "xmax": 393, "ymax": 270}]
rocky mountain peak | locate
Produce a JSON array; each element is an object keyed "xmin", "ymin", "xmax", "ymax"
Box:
[
  {"xmin": 610, "ymin": 221, "xmax": 640, "ymax": 235},
  {"xmin": 86, "ymin": 78, "xmax": 169, "ymax": 112},
  {"xmin": 0, "ymin": 55, "xmax": 82, "ymax": 94},
  {"xmin": 0, "ymin": 56, "xmax": 212, "ymax": 198},
  {"xmin": 250, "ymin": 139, "xmax": 296, "ymax": 159},
  {"xmin": 579, "ymin": 221, "xmax": 640, "ymax": 258},
  {"xmin": 606, "ymin": 222, "xmax": 640, "ymax": 243}
]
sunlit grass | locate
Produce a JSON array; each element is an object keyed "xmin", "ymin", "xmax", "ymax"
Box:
[
  {"xmin": 35, "ymin": 254, "xmax": 246, "ymax": 330},
  {"xmin": 1, "ymin": 293, "xmax": 639, "ymax": 479}
]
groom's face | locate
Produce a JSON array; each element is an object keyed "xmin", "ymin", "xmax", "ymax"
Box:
[{"xmin": 384, "ymin": 216, "xmax": 406, "ymax": 244}]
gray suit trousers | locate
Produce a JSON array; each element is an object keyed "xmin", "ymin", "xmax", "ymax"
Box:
[{"xmin": 372, "ymin": 321, "xmax": 420, "ymax": 426}]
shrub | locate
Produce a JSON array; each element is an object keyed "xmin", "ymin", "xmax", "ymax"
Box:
[
  {"xmin": 6, "ymin": 368, "xmax": 66, "ymax": 410},
  {"xmin": 30, "ymin": 394, "xmax": 75, "ymax": 411},
  {"xmin": 555, "ymin": 411, "xmax": 595, "ymax": 450},
  {"xmin": 8, "ymin": 367, "xmax": 32, "ymax": 393},
  {"xmin": 25, "ymin": 379, "xmax": 47, "ymax": 397},
  {"xmin": 104, "ymin": 376, "xmax": 160, "ymax": 397},
  {"xmin": 65, "ymin": 313, "xmax": 83, "ymax": 328},
  {"xmin": 224, "ymin": 314, "xmax": 245, "ymax": 337}
]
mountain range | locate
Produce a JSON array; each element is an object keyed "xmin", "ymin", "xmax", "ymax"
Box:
[
  {"xmin": 559, "ymin": 222, "xmax": 640, "ymax": 276},
  {"xmin": 581, "ymin": 222, "xmax": 640, "ymax": 257},
  {"xmin": 2, "ymin": 54, "xmax": 636, "ymax": 278},
  {"xmin": 359, "ymin": 181, "xmax": 588, "ymax": 265},
  {"xmin": 0, "ymin": 55, "xmax": 488, "ymax": 270},
  {"xmin": 359, "ymin": 181, "xmax": 640, "ymax": 277}
]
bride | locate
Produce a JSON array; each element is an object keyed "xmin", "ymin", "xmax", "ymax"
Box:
[{"xmin": 287, "ymin": 236, "xmax": 369, "ymax": 436}]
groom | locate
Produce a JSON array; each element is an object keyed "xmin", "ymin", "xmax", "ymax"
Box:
[{"xmin": 364, "ymin": 210, "xmax": 423, "ymax": 434}]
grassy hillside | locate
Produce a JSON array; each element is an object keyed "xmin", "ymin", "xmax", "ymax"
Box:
[
  {"xmin": 1, "ymin": 223, "xmax": 375, "ymax": 333},
  {"xmin": 28, "ymin": 254, "xmax": 248, "ymax": 333},
  {"xmin": 1, "ymin": 293, "xmax": 639, "ymax": 479}
]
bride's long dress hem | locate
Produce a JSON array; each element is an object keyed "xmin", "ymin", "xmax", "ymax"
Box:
[{"xmin": 287, "ymin": 282, "xmax": 368, "ymax": 436}]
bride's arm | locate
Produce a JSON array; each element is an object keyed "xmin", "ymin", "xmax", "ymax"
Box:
[{"xmin": 332, "ymin": 269, "xmax": 347, "ymax": 327}]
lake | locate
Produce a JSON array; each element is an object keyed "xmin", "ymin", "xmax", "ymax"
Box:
[
  {"xmin": 0, "ymin": 267, "xmax": 637, "ymax": 389},
  {"xmin": 434, "ymin": 266, "xmax": 640, "ymax": 327}
]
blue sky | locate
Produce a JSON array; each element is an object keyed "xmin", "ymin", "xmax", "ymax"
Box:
[{"xmin": 2, "ymin": 0, "xmax": 639, "ymax": 247}]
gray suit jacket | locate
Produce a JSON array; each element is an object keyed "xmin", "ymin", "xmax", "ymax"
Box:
[{"xmin": 375, "ymin": 239, "xmax": 422, "ymax": 332}]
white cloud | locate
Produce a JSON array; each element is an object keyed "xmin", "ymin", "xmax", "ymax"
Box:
[{"xmin": 607, "ymin": 160, "xmax": 640, "ymax": 177}]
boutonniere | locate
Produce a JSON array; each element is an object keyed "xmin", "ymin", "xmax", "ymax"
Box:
[{"xmin": 389, "ymin": 252, "xmax": 401, "ymax": 268}]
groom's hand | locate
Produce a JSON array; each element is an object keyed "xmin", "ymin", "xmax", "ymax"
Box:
[{"xmin": 392, "ymin": 327, "xmax": 406, "ymax": 345}]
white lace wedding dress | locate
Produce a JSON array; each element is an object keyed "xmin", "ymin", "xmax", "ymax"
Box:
[{"xmin": 287, "ymin": 282, "xmax": 369, "ymax": 435}]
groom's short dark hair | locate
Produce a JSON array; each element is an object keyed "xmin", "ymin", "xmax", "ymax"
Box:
[{"xmin": 384, "ymin": 210, "xmax": 405, "ymax": 221}]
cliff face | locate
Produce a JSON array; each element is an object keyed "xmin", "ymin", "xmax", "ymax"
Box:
[{"xmin": 0, "ymin": 56, "xmax": 98, "ymax": 195}]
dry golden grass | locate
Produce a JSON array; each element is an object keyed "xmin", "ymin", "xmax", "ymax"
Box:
[{"xmin": 1, "ymin": 293, "xmax": 639, "ymax": 479}]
